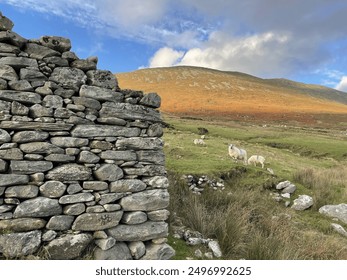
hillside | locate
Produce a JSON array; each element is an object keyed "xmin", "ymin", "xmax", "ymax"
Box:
[{"xmin": 116, "ymin": 66, "xmax": 347, "ymax": 127}]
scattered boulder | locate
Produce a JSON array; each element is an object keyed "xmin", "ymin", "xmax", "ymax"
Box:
[
  {"xmin": 291, "ymin": 195, "xmax": 313, "ymax": 211},
  {"xmin": 319, "ymin": 204, "xmax": 347, "ymax": 224}
]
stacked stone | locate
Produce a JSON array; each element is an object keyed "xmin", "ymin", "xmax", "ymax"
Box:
[{"xmin": 0, "ymin": 12, "xmax": 174, "ymax": 260}]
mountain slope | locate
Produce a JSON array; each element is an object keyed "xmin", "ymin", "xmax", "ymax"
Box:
[{"xmin": 116, "ymin": 66, "xmax": 347, "ymax": 124}]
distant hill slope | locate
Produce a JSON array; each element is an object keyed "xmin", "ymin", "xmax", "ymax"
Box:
[{"xmin": 116, "ymin": 66, "xmax": 347, "ymax": 121}]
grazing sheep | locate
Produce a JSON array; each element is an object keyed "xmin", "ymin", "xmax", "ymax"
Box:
[
  {"xmin": 194, "ymin": 139, "xmax": 206, "ymax": 145},
  {"xmin": 228, "ymin": 144, "xmax": 247, "ymax": 164},
  {"xmin": 247, "ymin": 155, "xmax": 266, "ymax": 168}
]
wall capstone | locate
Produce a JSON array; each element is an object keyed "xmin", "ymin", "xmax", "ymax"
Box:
[{"xmin": 0, "ymin": 12, "xmax": 174, "ymax": 260}]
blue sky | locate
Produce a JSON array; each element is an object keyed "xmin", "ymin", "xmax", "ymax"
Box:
[{"xmin": 1, "ymin": 0, "xmax": 347, "ymax": 92}]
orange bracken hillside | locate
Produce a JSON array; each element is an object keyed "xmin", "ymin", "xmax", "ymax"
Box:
[{"xmin": 116, "ymin": 66, "xmax": 347, "ymax": 125}]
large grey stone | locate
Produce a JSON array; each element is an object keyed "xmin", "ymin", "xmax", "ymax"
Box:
[
  {"xmin": 94, "ymin": 237, "xmax": 116, "ymax": 251},
  {"xmin": 139, "ymin": 92, "xmax": 161, "ymax": 108},
  {"xmin": 90, "ymin": 140, "xmax": 113, "ymax": 150},
  {"xmin": 39, "ymin": 36, "xmax": 71, "ymax": 52},
  {"xmin": 0, "ymin": 64, "xmax": 18, "ymax": 81},
  {"xmin": 63, "ymin": 203, "xmax": 86, "ymax": 216},
  {"xmin": 5, "ymin": 185, "xmax": 39, "ymax": 198},
  {"xmin": 0, "ymin": 30, "xmax": 27, "ymax": 48},
  {"xmin": 42, "ymin": 95, "xmax": 64, "ymax": 108},
  {"xmin": 122, "ymin": 211, "xmax": 147, "ymax": 225},
  {"xmin": 12, "ymin": 131, "xmax": 49, "ymax": 143},
  {"xmin": 107, "ymin": 221, "xmax": 168, "ymax": 241},
  {"xmin": 44, "ymin": 154, "xmax": 75, "ymax": 163},
  {"xmin": 71, "ymin": 59, "xmax": 96, "ymax": 71},
  {"xmin": 291, "ymin": 195, "xmax": 313, "ymax": 211},
  {"xmin": 72, "ymin": 96, "xmax": 101, "ymax": 110},
  {"xmin": 0, "ymin": 121, "xmax": 73, "ymax": 131},
  {"xmin": 72, "ymin": 211, "xmax": 123, "ymax": 231},
  {"xmin": 23, "ymin": 42, "xmax": 60, "ymax": 59},
  {"xmin": 0, "ymin": 148, "xmax": 23, "ymax": 160},
  {"xmin": 141, "ymin": 243, "xmax": 175, "ymax": 260},
  {"xmin": 0, "ymin": 56, "xmax": 38, "ymax": 69},
  {"xmin": 86, "ymin": 70, "xmax": 118, "ymax": 89},
  {"xmin": 100, "ymin": 150, "xmax": 137, "ymax": 161},
  {"xmin": 97, "ymin": 117, "xmax": 127, "ymax": 125},
  {"xmin": 79, "ymin": 85, "xmax": 123, "ymax": 102},
  {"xmin": 94, "ymin": 242, "xmax": 132, "ymax": 260},
  {"xmin": 147, "ymin": 209, "xmax": 170, "ymax": 221},
  {"xmin": 77, "ymin": 151, "xmax": 100, "ymax": 163},
  {"xmin": 29, "ymin": 104, "xmax": 53, "ymax": 118},
  {"xmin": 0, "ymin": 90, "xmax": 41, "ymax": 105},
  {"xmin": 9, "ymin": 160, "xmax": 53, "ymax": 174},
  {"xmin": 0, "ymin": 42, "xmax": 20, "ymax": 54},
  {"xmin": 46, "ymin": 163, "xmax": 91, "ymax": 181},
  {"xmin": 46, "ymin": 215, "xmax": 75, "ymax": 230},
  {"xmin": 93, "ymin": 164, "xmax": 124, "ymax": 182},
  {"xmin": 44, "ymin": 233, "xmax": 93, "ymax": 260},
  {"xmin": 50, "ymin": 137, "xmax": 89, "ymax": 148},
  {"xmin": 11, "ymin": 101, "xmax": 30, "ymax": 115},
  {"xmin": 110, "ymin": 179, "xmax": 146, "ymax": 193},
  {"xmin": 71, "ymin": 124, "xmax": 140, "ymax": 138},
  {"xmin": 20, "ymin": 142, "xmax": 64, "ymax": 154},
  {"xmin": 0, "ymin": 13, "xmax": 14, "ymax": 31},
  {"xmin": 147, "ymin": 123, "xmax": 164, "ymax": 137},
  {"xmin": 137, "ymin": 150, "xmax": 165, "ymax": 165},
  {"xmin": 13, "ymin": 197, "xmax": 62, "ymax": 218},
  {"xmin": 120, "ymin": 189, "xmax": 169, "ymax": 211},
  {"xmin": 83, "ymin": 181, "xmax": 108, "ymax": 191},
  {"xmin": 331, "ymin": 223, "xmax": 347, "ymax": 237},
  {"xmin": 20, "ymin": 68, "xmax": 47, "ymax": 82},
  {"xmin": 128, "ymin": 241, "xmax": 146, "ymax": 260},
  {"xmin": 142, "ymin": 176, "xmax": 169, "ymax": 189},
  {"xmin": 59, "ymin": 193, "xmax": 94, "ymax": 204},
  {"xmin": 123, "ymin": 165, "xmax": 166, "ymax": 176},
  {"xmin": 99, "ymin": 193, "xmax": 126, "ymax": 205},
  {"xmin": 0, "ymin": 230, "xmax": 41, "ymax": 258},
  {"xmin": 0, "ymin": 158, "xmax": 7, "ymax": 172},
  {"xmin": 116, "ymin": 137, "xmax": 163, "ymax": 150},
  {"xmin": 319, "ymin": 204, "xmax": 347, "ymax": 224},
  {"xmin": 43, "ymin": 56, "xmax": 69, "ymax": 67},
  {"xmin": 0, "ymin": 174, "xmax": 29, "ymax": 187},
  {"xmin": 49, "ymin": 67, "xmax": 86, "ymax": 92},
  {"xmin": 39, "ymin": 181, "xmax": 67, "ymax": 198},
  {"xmin": 100, "ymin": 102, "xmax": 161, "ymax": 122},
  {"xmin": 0, "ymin": 218, "xmax": 46, "ymax": 232}
]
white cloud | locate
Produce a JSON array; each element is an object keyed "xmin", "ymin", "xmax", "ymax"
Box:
[
  {"xmin": 335, "ymin": 76, "xmax": 347, "ymax": 92},
  {"xmin": 149, "ymin": 47, "xmax": 184, "ymax": 68},
  {"xmin": 147, "ymin": 31, "xmax": 298, "ymax": 77}
]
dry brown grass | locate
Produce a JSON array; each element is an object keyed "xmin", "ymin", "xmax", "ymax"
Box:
[
  {"xmin": 293, "ymin": 166, "xmax": 347, "ymax": 210},
  {"xmin": 168, "ymin": 170, "xmax": 347, "ymax": 260},
  {"xmin": 117, "ymin": 66, "xmax": 347, "ymax": 127}
]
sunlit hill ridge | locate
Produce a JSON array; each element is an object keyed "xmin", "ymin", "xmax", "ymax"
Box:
[{"xmin": 116, "ymin": 66, "xmax": 347, "ymax": 126}]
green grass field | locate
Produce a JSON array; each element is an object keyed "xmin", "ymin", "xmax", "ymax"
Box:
[{"xmin": 163, "ymin": 115, "xmax": 347, "ymax": 259}]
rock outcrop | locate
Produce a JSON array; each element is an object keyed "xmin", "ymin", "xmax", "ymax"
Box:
[{"xmin": 0, "ymin": 12, "xmax": 173, "ymax": 260}]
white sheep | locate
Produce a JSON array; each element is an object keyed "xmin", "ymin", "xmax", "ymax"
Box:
[
  {"xmin": 193, "ymin": 138, "xmax": 206, "ymax": 145},
  {"xmin": 228, "ymin": 144, "xmax": 247, "ymax": 164},
  {"xmin": 247, "ymin": 155, "xmax": 266, "ymax": 168}
]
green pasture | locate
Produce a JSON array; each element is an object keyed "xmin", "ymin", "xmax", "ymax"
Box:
[{"xmin": 163, "ymin": 116, "xmax": 346, "ymax": 178}]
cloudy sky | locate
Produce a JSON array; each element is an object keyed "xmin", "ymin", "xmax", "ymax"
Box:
[{"xmin": 1, "ymin": 0, "xmax": 347, "ymax": 91}]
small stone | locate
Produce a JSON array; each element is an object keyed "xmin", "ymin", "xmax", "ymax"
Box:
[{"xmin": 95, "ymin": 237, "xmax": 116, "ymax": 251}]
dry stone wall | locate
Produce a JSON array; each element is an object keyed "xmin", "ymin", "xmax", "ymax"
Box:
[{"xmin": 0, "ymin": 12, "xmax": 174, "ymax": 260}]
